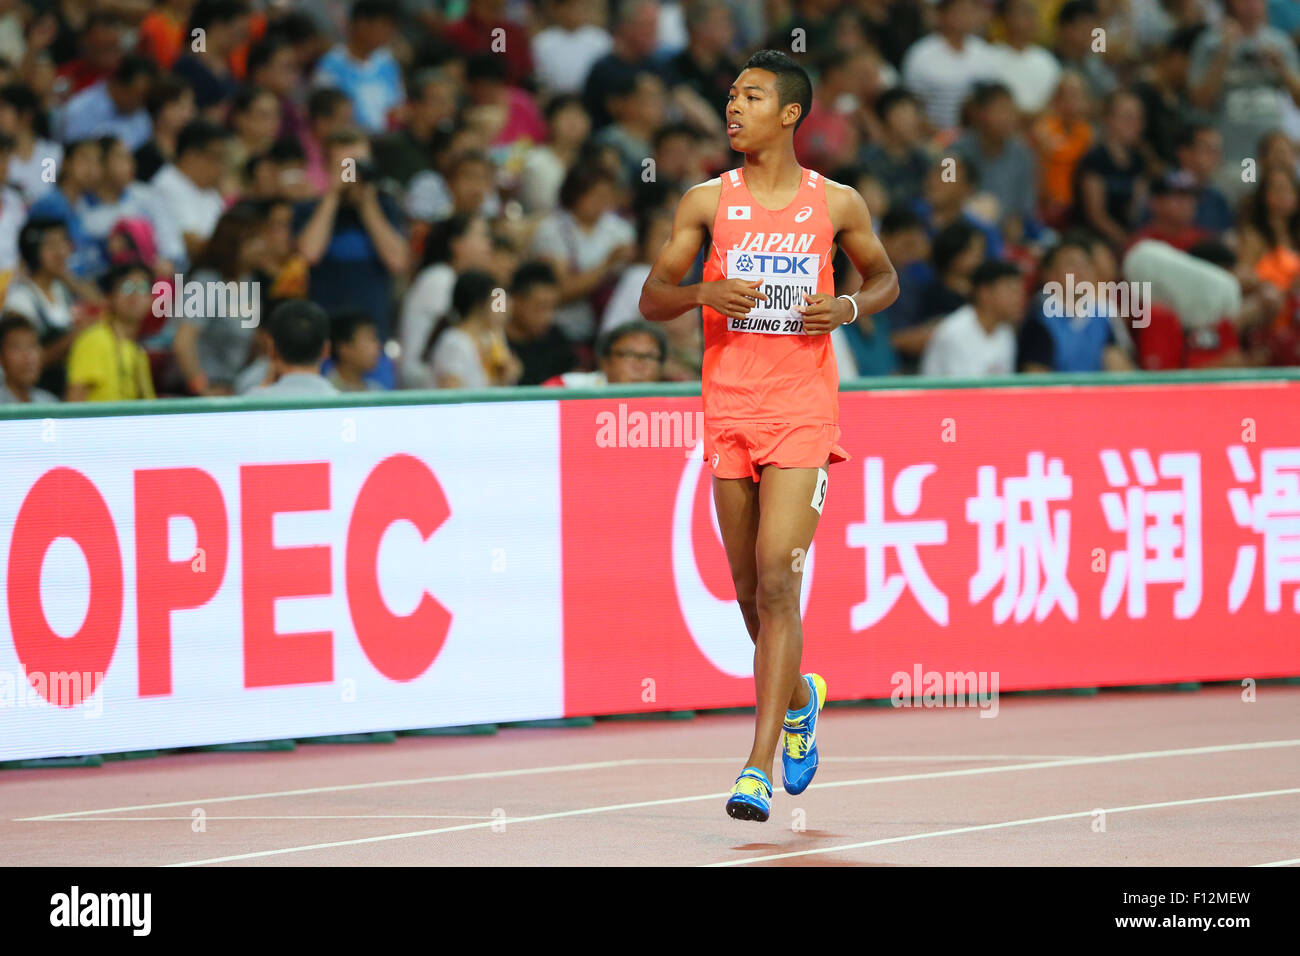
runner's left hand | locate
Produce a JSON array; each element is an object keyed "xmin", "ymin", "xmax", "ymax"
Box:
[{"xmin": 797, "ymin": 293, "xmax": 852, "ymax": 335}]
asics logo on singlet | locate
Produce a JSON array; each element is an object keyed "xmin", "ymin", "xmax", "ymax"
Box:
[
  {"xmin": 731, "ymin": 253, "xmax": 812, "ymax": 275},
  {"xmin": 794, "ymin": 205, "xmax": 813, "ymax": 223}
]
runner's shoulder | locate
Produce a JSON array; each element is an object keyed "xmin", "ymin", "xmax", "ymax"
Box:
[
  {"xmin": 820, "ymin": 177, "xmax": 870, "ymax": 230},
  {"xmin": 679, "ymin": 177, "xmax": 723, "ymax": 224}
]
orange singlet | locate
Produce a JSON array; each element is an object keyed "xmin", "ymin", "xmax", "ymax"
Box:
[{"xmin": 700, "ymin": 165, "xmax": 849, "ymax": 481}]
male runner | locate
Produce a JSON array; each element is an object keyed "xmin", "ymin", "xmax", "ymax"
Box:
[{"xmin": 640, "ymin": 50, "xmax": 898, "ymax": 822}]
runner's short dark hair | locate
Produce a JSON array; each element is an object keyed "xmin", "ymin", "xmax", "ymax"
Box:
[{"xmin": 741, "ymin": 50, "xmax": 813, "ymax": 133}]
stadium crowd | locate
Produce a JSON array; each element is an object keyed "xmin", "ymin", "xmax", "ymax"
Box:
[{"xmin": 0, "ymin": 0, "xmax": 1299, "ymax": 403}]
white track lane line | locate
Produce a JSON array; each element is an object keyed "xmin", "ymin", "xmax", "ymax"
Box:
[
  {"xmin": 160, "ymin": 737, "xmax": 1300, "ymax": 867},
  {"xmin": 706, "ymin": 788, "xmax": 1300, "ymax": 866},
  {"xmin": 32, "ymin": 815, "xmax": 502, "ymax": 821},
  {"xmin": 13, "ymin": 759, "xmax": 642, "ymax": 821},
  {"xmin": 1253, "ymin": 858, "xmax": 1300, "ymax": 867}
]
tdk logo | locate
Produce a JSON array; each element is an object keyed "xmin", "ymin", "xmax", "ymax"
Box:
[{"xmin": 734, "ymin": 254, "xmax": 811, "ymax": 275}]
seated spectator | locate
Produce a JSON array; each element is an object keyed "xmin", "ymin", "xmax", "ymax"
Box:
[
  {"xmin": 171, "ymin": 204, "xmax": 264, "ymax": 395},
  {"xmin": 1132, "ymin": 26, "xmax": 1202, "ymax": 176},
  {"xmin": 137, "ymin": 0, "xmax": 191, "ymax": 70},
  {"xmin": 1055, "ymin": 0, "xmax": 1119, "ymax": 100},
  {"xmin": 1174, "ymin": 124, "xmax": 1234, "ymax": 236},
  {"xmin": 65, "ymin": 263, "xmax": 156, "ymax": 401},
  {"xmin": 444, "ymin": 0, "xmax": 534, "ymax": 90},
  {"xmin": 246, "ymin": 299, "xmax": 337, "ymax": 396},
  {"xmin": 0, "ymin": 313, "xmax": 59, "ymax": 403},
  {"xmin": 861, "ymin": 88, "xmax": 932, "ymax": 210},
  {"xmin": 1236, "ymin": 165, "xmax": 1300, "ymax": 362},
  {"xmin": 0, "ymin": 133, "xmax": 21, "ymax": 272},
  {"xmin": 326, "ymin": 309, "xmax": 384, "ymax": 391},
  {"xmin": 843, "ymin": 207, "xmax": 933, "ymax": 376},
  {"xmin": 253, "ymin": 196, "xmax": 309, "ymax": 300},
  {"xmin": 519, "ymin": 95, "xmax": 593, "ymax": 215},
  {"xmin": 668, "ymin": 0, "xmax": 739, "ymax": 116},
  {"xmin": 295, "ymin": 127, "xmax": 409, "ymax": 341},
  {"xmin": 464, "ymin": 53, "xmax": 548, "ymax": 162},
  {"xmin": 406, "ymin": 146, "xmax": 501, "ymax": 223},
  {"xmin": 150, "ymin": 119, "xmax": 232, "ymax": 265},
  {"xmin": 302, "ymin": 88, "xmax": 354, "ymax": 195},
  {"xmin": 29, "ymin": 137, "xmax": 107, "ymax": 278},
  {"xmin": 532, "ymin": 0, "xmax": 613, "ymax": 96},
  {"xmin": 1018, "ymin": 236, "xmax": 1135, "ymax": 372},
  {"xmin": 506, "ymin": 260, "xmax": 576, "ymax": 386},
  {"xmin": 0, "ymin": 82, "xmax": 63, "ymax": 204},
  {"xmin": 425, "ymin": 269, "xmax": 522, "ymax": 388},
  {"xmin": 1032, "ymin": 71, "xmax": 1093, "ymax": 230},
  {"xmin": 543, "ymin": 320, "xmax": 666, "ymax": 386},
  {"xmin": 1073, "ymin": 89, "xmax": 1148, "ymax": 252},
  {"xmin": 4, "ymin": 217, "xmax": 102, "ymax": 395},
  {"xmin": 1135, "ymin": 301, "xmax": 1247, "ymax": 370},
  {"xmin": 133, "ymin": 75, "xmax": 196, "ymax": 183},
  {"xmin": 57, "ymin": 11, "xmax": 124, "ymax": 96},
  {"xmin": 247, "ymin": 35, "xmax": 308, "ymax": 150},
  {"xmin": 1128, "ymin": 170, "xmax": 1212, "ymax": 252},
  {"xmin": 900, "ymin": 0, "xmax": 1001, "ymax": 133},
  {"xmin": 371, "ymin": 68, "xmax": 457, "ymax": 191},
  {"xmin": 227, "ymin": 86, "xmax": 281, "ymax": 174},
  {"xmin": 916, "ymin": 219, "xmax": 986, "ymax": 327},
  {"xmin": 795, "ymin": 50, "xmax": 861, "ymax": 174},
  {"xmin": 593, "ymin": 69, "xmax": 666, "ymax": 187},
  {"xmin": 312, "ymin": 0, "xmax": 403, "ymax": 135},
  {"xmin": 951, "ymin": 81, "xmax": 1041, "ymax": 241},
  {"xmin": 992, "ymin": 0, "xmax": 1061, "ymax": 115},
  {"xmin": 911, "ymin": 154, "xmax": 1003, "ymax": 259},
  {"xmin": 399, "ymin": 213, "xmax": 493, "ymax": 387},
  {"xmin": 59, "ymin": 53, "xmax": 157, "ymax": 151},
  {"xmin": 920, "ymin": 259, "xmax": 1025, "ymax": 378},
  {"xmin": 530, "ymin": 164, "xmax": 636, "ymax": 342},
  {"xmin": 81, "ymin": 136, "xmax": 183, "ymax": 269},
  {"xmin": 602, "ymin": 206, "xmax": 672, "ymax": 334},
  {"xmin": 173, "ymin": 0, "xmax": 249, "ymax": 118}
]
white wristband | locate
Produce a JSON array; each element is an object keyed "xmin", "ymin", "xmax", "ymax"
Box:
[{"xmin": 836, "ymin": 294, "xmax": 859, "ymax": 324}]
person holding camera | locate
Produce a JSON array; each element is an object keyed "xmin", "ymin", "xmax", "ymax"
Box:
[{"xmin": 295, "ymin": 127, "xmax": 409, "ymax": 343}]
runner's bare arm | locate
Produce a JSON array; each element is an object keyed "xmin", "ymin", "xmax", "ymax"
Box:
[
  {"xmin": 798, "ymin": 181, "xmax": 899, "ymax": 335},
  {"xmin": 639, "ymin": 180, "xmax": 768, "ymax": 322}
]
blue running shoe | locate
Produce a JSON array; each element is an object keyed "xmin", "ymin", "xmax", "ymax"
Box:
[
  {"xmin": 781, "ymin": 673, "xmax": 826, "ymax": 795},
  {"xmin": 726, "ymin": 766, "xmax": 772, "ymax": 822}
]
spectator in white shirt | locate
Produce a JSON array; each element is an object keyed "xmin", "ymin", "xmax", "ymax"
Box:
[
  {"xmin": 0, "ymin": 82, "xmax": 62, "ymax": 204},
  {"xmin": 150, "ymin": 119, "xmax": 231, "ymax": 266},
  {"xmin": 921, "ymin": 259, "xmax": 1026, "ymax": 378},
  {"xmin": 58, "ymin": 53, "xmax": 157, "ymax": 151},
  {"xmin": 901, "ymin": 0, "xmax": 1001, "ymax": 131},
  {"xmin": 532, "ymin": 0, "xmax": 614, "ymax": 95},
  {"xmin": 426, "ymin": 269, "xmax": 522, "ymax": 389},
  {"xmin": 993, "ymin": 0, "xmax": 1062, "ymax": 115}
]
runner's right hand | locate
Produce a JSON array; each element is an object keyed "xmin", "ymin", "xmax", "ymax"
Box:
[{"xmin": 699, "ymin": 279, "xmax": 767, "ymax": 319}]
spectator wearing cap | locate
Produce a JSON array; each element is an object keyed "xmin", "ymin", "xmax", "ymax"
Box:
[
  {"xmin": 149, "ymin": 119, "xmax": 231, "ymax": 264},
  {"xmin": 1054, "ymin": 1, "xmax": 1119, "ymax": 101},
  {"xmin": 0, "ymin": 83, "xmax": 63, "ymax": 204},
  {"xmin": 951, "ymin": 82, "xmax": 1041, "ymax": 240},
  {"xmin": 133, "ymin": 75, "xmax": 197, "ymax": 183},
  {"xmin": 295, "ymin": 127, "xmax": 409, "ymax": 342},
  {"xmin": 1128, "ymin": 170, "xmax": 1213, "ymax": 252},
  {"xmin": 172, "ymin": 0, "xmax": 251, "ymax": 118},
  {"xmin": 543, "ymin": 320, "xmax": 666, "ymax": 386},
  {"xmin": 28, "ymin": 137, "xmax": 107, "ymax": 278},
  {"xmin": 1018, "ymin": 236, "xmax": 1135, "ymax": 373},
  {"xmin": 312, "ymin": 0, "xmax": 404, "ymax": 135},
  {"xmin": 0, "ymin": 313, "xmax": 59, "ymax": 403},
  {"xmin": 1190, "ymin": 0, "xmax": 1300, "ymax": 199},
  {"xmin": 900, "ymin": 0, "xmax": 1001, "ymax": 133},
  {"xmin": 65, "ymin": 262, "xmax": 156, "ymax": 402},
  {"xmin": 1073, "ymin": 89, "xmax": 1148, "ymax": 251},
  {"xmin": 991, "ymin": 0, "xmax": 1061, "ymax": 116},
  {"xmin": 920, "ymin": 259, "xmax": 1025, "ymax": 378},
  {"xmin": 532, "ymin": 0, "xmax": 614, "ymax": 96},
  {"xmin": 59, "ymin": 54, "xmax": 157, "ymax": 151},
  {"xmin": 444, "ymin": 0, "xmax": 535, "ymax": 91},
  {"xmin": 505, "ymin": 260, "xmax": 577, "ymax": 385},
  {"xmin": 245, "ymin": 299, "xmax": 338, "ymax": 396},
  {"xmin": 861, "ymin": 89, "xmax": 932, "ymax": 210}
]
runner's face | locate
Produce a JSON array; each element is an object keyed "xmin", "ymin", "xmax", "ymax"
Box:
[{"xmin": 726, "ymin": 69, "xmax": 791, "ymax": 152}]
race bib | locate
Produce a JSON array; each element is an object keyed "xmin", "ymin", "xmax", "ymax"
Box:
[{"xmin": 725, "ymin": 248, "xmax": 821, "ymax": 334}]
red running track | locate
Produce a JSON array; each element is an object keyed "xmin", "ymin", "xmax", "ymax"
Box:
[{"xmin": 2, "ymin": 686, "xmax": 1298, "ymax": 866}]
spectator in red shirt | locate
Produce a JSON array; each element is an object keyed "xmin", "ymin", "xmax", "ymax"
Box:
[
  {"xmin": 795, "ymin": 50, "xmax": 859, "ymax": 174},
  {"xmin": 441, "ymin": 0, "xmax": 534, "ymax": 91},
  {"xmin": 1127, "ymin": 170, "xmax": 1212, "ymax": 252},
  {"xmin": 57, "ymin": 11, "xmax": 123, "ymax": 95}
]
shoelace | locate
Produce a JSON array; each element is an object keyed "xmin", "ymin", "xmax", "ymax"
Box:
[
  {"xmin": 734, "ymin": 772, "xmax": 770, "ymax": 798},
  {"xmin": 784, "ymin": 718, "xmax": 812, "ymax": 759}
]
